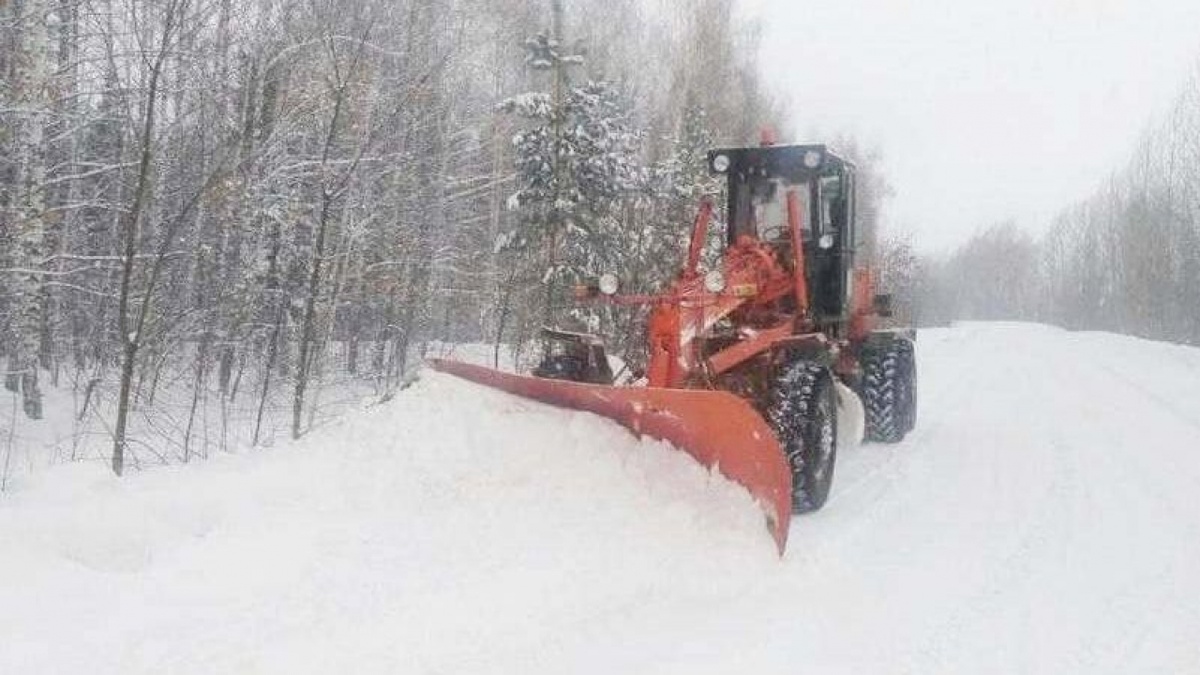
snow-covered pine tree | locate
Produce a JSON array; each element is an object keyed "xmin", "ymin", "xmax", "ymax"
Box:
[
  {"xmin": 596, "ymin": 103, "xmax": 721, "ymax": 369},
  {"xmin": 642, "ymin": 102, "xmax": 722, "ymax": 283},
  {"xmin": 2, "ymin": 0, "xmax": 53, "ymax": 420},
  {"xmin": 499, "ymin": 29, "xmax": 641, "ymax": 332},
  {"xmin": 557, "ymin": 81, "xmax": 643, "ymax": 287}
]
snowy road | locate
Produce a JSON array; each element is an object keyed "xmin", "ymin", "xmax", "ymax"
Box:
[{"xmin": 3, "ymin": 323, "xmax": 1200, "ymax": 673}]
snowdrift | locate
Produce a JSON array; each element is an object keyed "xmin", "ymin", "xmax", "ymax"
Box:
[{"xmin": 0, "ymin": 369, "xmax": 779, "ymax": 674}]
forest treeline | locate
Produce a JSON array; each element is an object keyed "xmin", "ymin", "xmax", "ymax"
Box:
[
  {"xmin": 1, "ymin": 0, "xmax": 821, "ymax": 473},
  {"xmin": 888, "ymin": 64, "xmax": 1200, "ymax": 347}
]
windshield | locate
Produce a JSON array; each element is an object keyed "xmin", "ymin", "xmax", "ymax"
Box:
[{"xmin": 738, "ymin": 177, "xmax": 812, "ymax": 242}]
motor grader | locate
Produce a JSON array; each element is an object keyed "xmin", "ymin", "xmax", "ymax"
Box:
[{"xmin": 433, "ymin": 137, "xmax": 917, "ymax": 554}]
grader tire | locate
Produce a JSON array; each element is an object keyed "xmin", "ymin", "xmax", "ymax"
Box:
[
  {"xmin": 767, "ymin": 360, "xmax": 838, "ymax": 513},
  {"xmin": 861, "ymin": 339, "xmax": 917, "ymax": 443}
]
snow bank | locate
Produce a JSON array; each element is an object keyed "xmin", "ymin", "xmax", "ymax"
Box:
[{"xmin": 0, "ymin": 372, "xmax": 777, "ymax": 675}]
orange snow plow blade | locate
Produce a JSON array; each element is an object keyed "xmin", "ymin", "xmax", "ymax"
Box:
[{"xmin": 429, "ymin": 359, "xmax": 792, "ymax": 554}]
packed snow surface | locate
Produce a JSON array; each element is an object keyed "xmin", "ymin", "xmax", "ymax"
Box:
[{"xmin": 4, "ymin": 323, "xmax": 1200, "ymax": 673}]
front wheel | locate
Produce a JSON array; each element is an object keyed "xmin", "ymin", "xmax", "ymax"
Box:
[{"xmin": 767, "ymin": 360, "xmax": 838, "ymax": 513}]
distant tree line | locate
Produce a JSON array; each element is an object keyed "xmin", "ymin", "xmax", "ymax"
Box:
[{"xmin": 891, "ymin": 64, "xmax": 1200, "ymax": 346}]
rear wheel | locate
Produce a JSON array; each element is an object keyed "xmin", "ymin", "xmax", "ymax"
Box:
[
  {"xmin": 767, "ymin": 360, "xmax": 838, "ymax": 513},
  {"xmin": 861, "ymin": 338, "xmax": 917, "ymax": 443}
]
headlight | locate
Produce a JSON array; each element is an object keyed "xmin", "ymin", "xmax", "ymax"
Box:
[
  {"xmin": 711, "ymin": 153, "xmax": 730, "ymax": 173},
  {"xmin": 598, "ymin": 273, "xmax": 620, "ymax": 296},
  {"xmin": 803, "ymin": 149, "xmax": 823, "ymax": 169},
  {"xmin": 819, "ymin": 234, "xmax": 836, "ymax": 250},
  {"xmin": 704, "ymin": 270, "xmax": 727, "ymax": 293}
]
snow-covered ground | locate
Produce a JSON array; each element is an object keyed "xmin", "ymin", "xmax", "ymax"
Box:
[
  {"xmin": 3, "ymin": 322, "xmax": 1200, "ymax": 673},
  {"xmin": 0, "ymin": 344, "xmax": 394, "ymax": 483}
]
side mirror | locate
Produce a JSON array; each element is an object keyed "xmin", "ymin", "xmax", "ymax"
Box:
[{"xmin": 873, "ymin": 293, "xmax": 894, "ymax": 318}]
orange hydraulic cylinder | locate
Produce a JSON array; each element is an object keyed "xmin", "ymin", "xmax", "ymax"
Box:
[
  {"xmin": 645, "ymin": 301, "xmax": 681, "ymax": 388},
  {"xmin": 684, "ymin": 199, "xmax": 714, "ymax": 279},
  {"xmin": 786, "ymin": 189, "xmax": 809, "ymax": 316}
]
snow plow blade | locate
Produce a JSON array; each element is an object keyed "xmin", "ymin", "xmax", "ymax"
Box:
[{"xmin": 429, "ymin": 359, "xmax": 792, "ymax": 554}]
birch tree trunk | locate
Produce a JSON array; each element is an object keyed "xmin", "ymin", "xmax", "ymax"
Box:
[{"xmin": 5, "ymin": 0, "xmax": 53, "ymax": 420}]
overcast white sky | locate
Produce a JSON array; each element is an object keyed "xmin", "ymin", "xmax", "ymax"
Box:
[{"xmin": 746, "ymin": 0, "xmax": 1200, "ymax": 252}]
